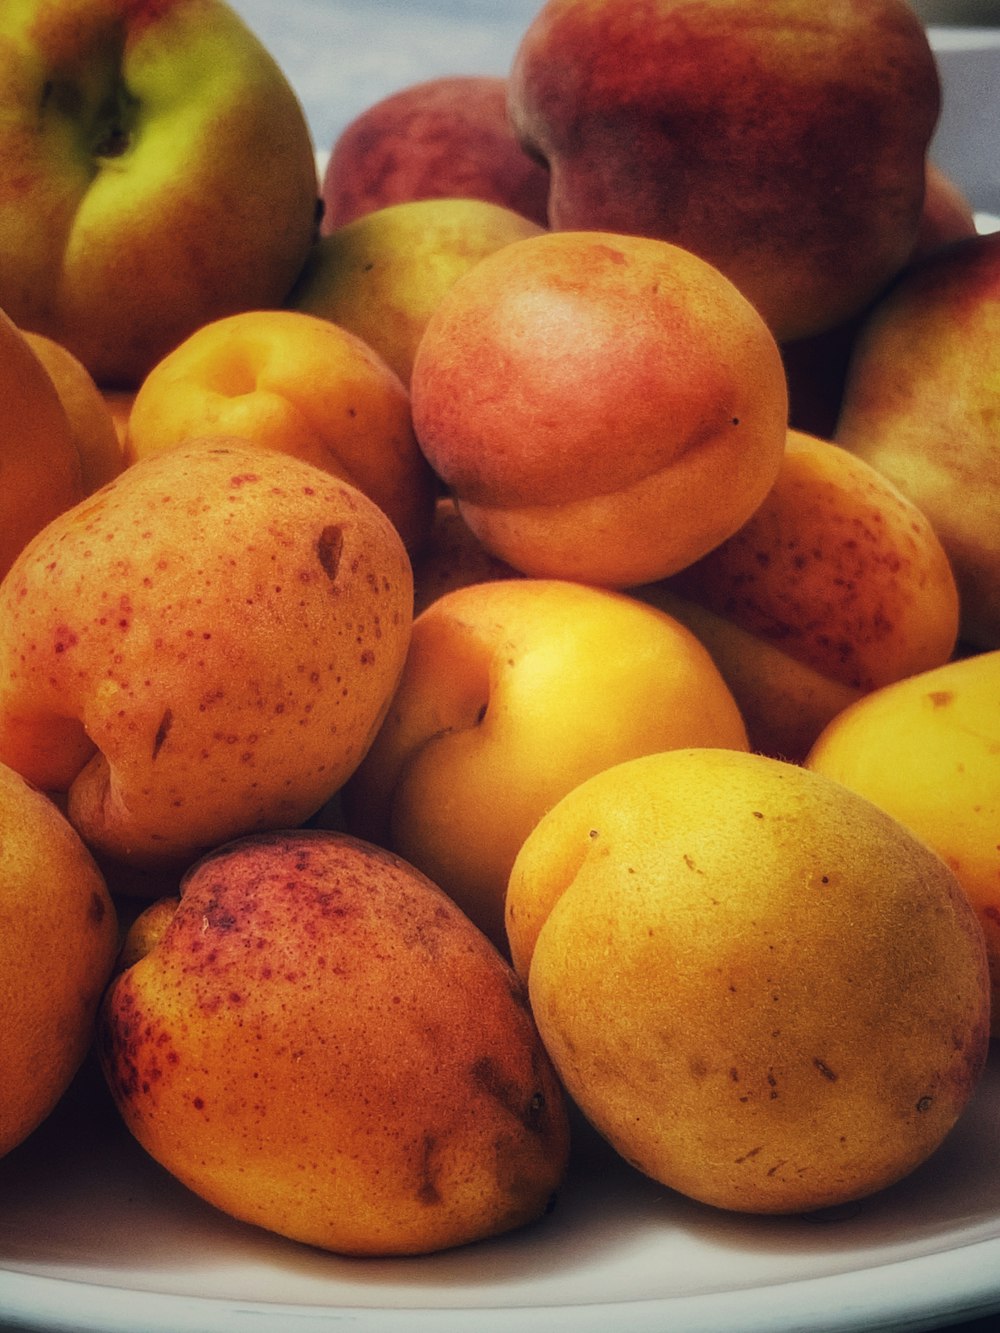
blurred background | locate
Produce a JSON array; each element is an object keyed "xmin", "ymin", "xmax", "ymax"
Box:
[{"xmin": 228, "ymin": 1, "xmax": 999, "ymax": 220}]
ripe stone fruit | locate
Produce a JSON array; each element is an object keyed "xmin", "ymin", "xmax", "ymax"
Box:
[
  {"xmin": 807, "ymin": 649, "xmax": 1000, "ymax": 1036},
  {"xmin": 124, "ymin": 308, "xmax": 435, "ymax": 555},
  {"xmin": 506, "ymin": 748, "xmax": 990, "ymax": 1214},
  {"xmin": 98, "ymin": 829, "xmax": 570, "ymax": 1257},
  {"xmin": 636, "ymin": 429, "xmax": 961, "ymax": 761},
  {"xmin": 1, "ymin": 759, "xmax": 118, "ymax": 1160},
  {"xmin": 508, "ymin": 0, "xmax": 940, "ymax": 342},
  {"xmin": 24, "ymin": 331, "xmax": 125, "ymax": 495},
  {"xmin": 343, "ymin": 577, "xmax": 748, "ymax": 948},
  {"xmin": 321, "ymin": 75, "xmax": 550, "ymax": 231},
  {"xmin": 0, "ymin": 308, "xmax": 84, "ymax": 582},
  {"xmin": 835, "ymin": 231, "xmax": 1000, "ymax": 649},
  {"xmin": 410, "ymin": 229, "xmax": 787, "ymax": 588},
  {"xmin": 0, "ymin": 0, "xmax": 319, "ymax": 387},
  {"xmin": 290, "ymin": 197, "xmax": 544, "ymax": 388},
  {"xmin": 0, "ymin": 442, "xmax": 412, "ymax": 878}
]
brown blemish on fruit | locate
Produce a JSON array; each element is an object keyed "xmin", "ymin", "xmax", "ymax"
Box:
[
  {"xmin": 317, "ymin": 525, "xmax": 344, "ymax": 580},
  {"xmin": 152, "ymin": 708, "xmax": 173, "ymax": 759},
  {"xmin": 417, "ymin": 1134, "xmax": 442, "ymax": 1205},
  {"xmin": 472, "ymin": 1056, "xmax": 549, "ymax": 1135},
  {"xmin": 87, "ymin": 891, "xmax": 106, "ymax": 925},
  {"xmin": 53, "ymin": 625, "xmax": 78, "ymax": 654},
  {"xmin": 813, "ymin": 1058, "xmax": 838, "ymax": 1082}
]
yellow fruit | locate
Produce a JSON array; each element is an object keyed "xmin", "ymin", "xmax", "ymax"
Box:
[
  {"xmin": 344, "ymin": 577, "xmax": 748, "ymax": 948},
  {"xmin": 507, "ymin": 747, "xmax": 989, "ymax": 1214},
  {"xmin": 807, "ymin": 648, "xmax": 1000, "ymax": 1035}
]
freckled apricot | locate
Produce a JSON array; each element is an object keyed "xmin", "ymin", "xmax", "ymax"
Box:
[
  {"xmin": 0, "ymin": 442, "xmax": 413, "ymax": 878},
  {"xmin": 99, "ymin": 829, "xmax": 569, "ymax": 1255}
]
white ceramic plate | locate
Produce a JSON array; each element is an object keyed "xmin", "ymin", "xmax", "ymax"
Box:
[{"xmin": 2, "ymin": 1047, "xmax": 999, "ymax": 1333}]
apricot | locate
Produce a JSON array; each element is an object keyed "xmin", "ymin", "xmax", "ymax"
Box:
[
  {"xmin": 125, "ymin": 308, "xmax": 436, "ymax": 554},
  {"xmin": 1, "ymin": 760, "xmax": 118, "ymax": 1159},
  {"xmin": 344, "ymin": 578, "xmax": 748, "ymax": 947},
  {"xmin": 637, "ymin": 429, "xmax": 960, "ymax": 759},
  {"xmin": 410, "ymin": 230, "xmax": 788, "ymax": 587},
  {"xmin": 23, "ymin": 331, "xmax": 125, "ymax": 495},
  {"xmin": 0, "ymin": 442, "xmax": 412, "ymax": 876},
  {"xmin": 507, "ymin": 748, "xmax": 990, "ymax": 1214},
  {"xmin": 807, "ymin": 649, "xmax": 1000, "ymax": 1035},
  {"xmin": 99, "ymin": 830, "xmax": 570, "ymax": 1256},
  {"xmin": 0, "ymin": 309, "xmax": 84, "ymax": 582}
]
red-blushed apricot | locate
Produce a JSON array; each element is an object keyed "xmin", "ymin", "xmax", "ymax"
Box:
[
  {"xmin": 410, "ymin": 230, "xmax": 787, "ymax": 588},
  {"xmin": 98, "ymin": 829, "xmax": 570, "ymax": 1256}
]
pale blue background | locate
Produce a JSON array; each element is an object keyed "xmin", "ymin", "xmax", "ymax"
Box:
[{"xmin": 228, "ymin": 1, "xmax": 542, "ymax": 158}]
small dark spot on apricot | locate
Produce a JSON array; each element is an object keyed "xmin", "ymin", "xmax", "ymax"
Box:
[
  {"xmin": 317, "ymin": 525, "xmax": 344, "ymax": 580},
  {"xmin": 152, "ymin": 708, "xmax": 173, "ymax": 759}
]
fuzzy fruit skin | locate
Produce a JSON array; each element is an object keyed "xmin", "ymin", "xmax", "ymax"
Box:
[
  {"xmin": 343, "ymin": 577, "xmax": 748, "ymax": 948},
  {"xmin": 410, "ymin": 229, "xmax": 787, "ymax": 588},
  {"xmin": 835, "ymin": 231, "xmax": 1000, "ymax": 650},
  {"xmin": 0, "ymin": 0, "xmax": 319, "ymax": 388},
  {"xmin": 321, "ymin": 76, "xmax": 550, "ymax": 232},
  {"xmin": 290, "ymin": 198, "xmax": 544, "ymax": 389},
  {"xmin": 807, "ymin": 649, "xmax": 1000, "ymax": 1036},
  {"xmin": 508, "ymin": 0, "xmax": 939, "ymax": 341},
  {"xmin": 0, "ymin": 760, "xmax": 118, "ymax": 1160},
  {"xmin": 125, "ymin": 308, "xmax": 436, "ymax": 556},
  {"xmin": 0, "ymin": 309, "xmax": 84, "ymax": 582},
  {"xmin": 636, "ymin": 430, "xmax": 960, "ymax": 760},
  {"xmin": 507, "ymin": 748, "xmax": 990, "ymax": 1215},
  {"xmin": 98, "ymin": 829, "xmax": 570, "ymax": 1257},
  {"xmin": 0, "ymin": 442, "xmax": 412, "ymax": 875}
]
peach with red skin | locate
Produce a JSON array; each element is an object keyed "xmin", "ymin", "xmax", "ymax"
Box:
[
  {"xmin": 508, "ymin": 0, "xmax": 940, "ymax": 341},
  {"xmin": 322, "ymin": 76, "xmax": 550, "ymax": 232},
  {"xmin": 98, "ymin": 829, "xmax": 570, "ymax": 1256},
  {"xmin": 410, "ymin": 229, "xmax": 788, "ymax": 588},
  {"xmin": 0, "ymin": 441, "xmax": 412, "ymax": 877}
]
